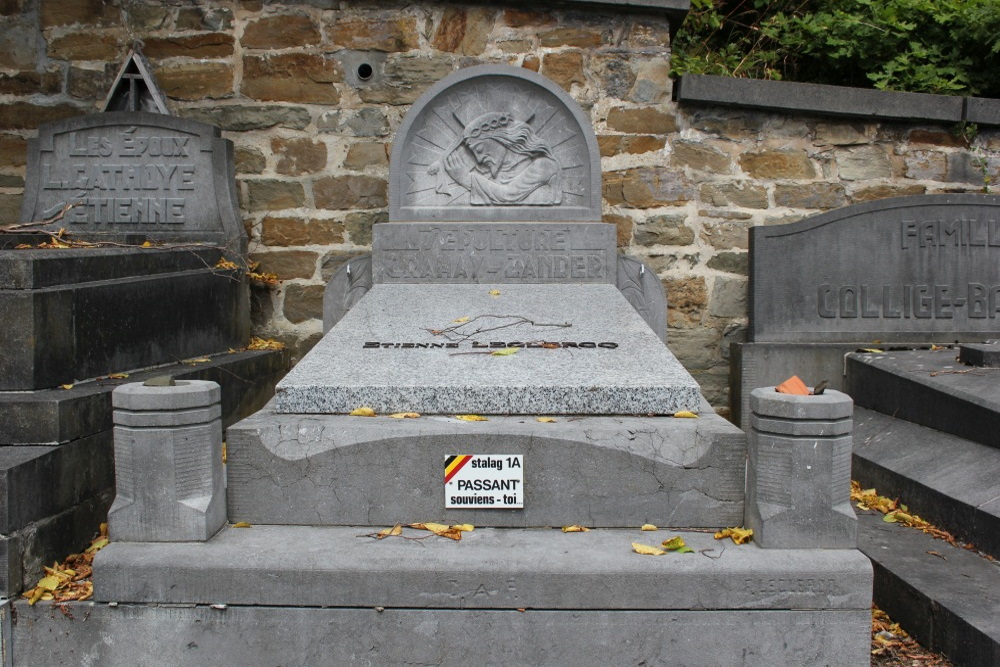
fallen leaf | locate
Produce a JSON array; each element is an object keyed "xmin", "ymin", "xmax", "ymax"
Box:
[
  {"xmin": 232, "ymin": 521, "xmax": 252, "ymax": 528},
  {"xmin": 107, "ymin": 373, "xmax": 129, "ymax": 379},
  {"xmin": 775, "ymin": 375, "xmax": 809, "ymax": 395},
  {"xmin": 141, "ymin": 241, "xmax": 152, "ymax": 248},
  {"xmin": 641, "ymin": 524, "xmax": 658, "ymax": 531},
  {"xmin": 673, "ymin": 410, "xmax": 698, "ymax": 418},
  {"xmin": 84, "ymin": 537, "xmax": 109, "ymax": 553},
  {"xmin": 376, "ymin": 524, "xmax": 402, "ymax": 539},
  {"xmin": 860, "ymin": 348, "xmax": 884, "ymax": 354},
  {"xmin": 215, "ymin": 258, "xmax": 238, "ymax": 270},
  {"xmin": 452, "ymin": 316, "xmax": 470, "ymax": 323},
  {"xmin": 661, "ymin": 536, "xmax": 695, "ymax": 553},
  {"xmin": 455, "ymin": 414, "xmax": 488, "ymax": 422},
  {"xmin": 247, "ymin": 336, "xmax": 285, "ymax": 351},
  {"xmin": 541, "ymin": 342, "xmax": 560, "ymax": 349},
  {"xmin": 350, "ymin": 406, "xmax": 376, "ymax": 417},
  {"xmin": 632, "ymin": 542, "xmax": 666, "ymax": 556},
  {"xmin": 59, "ymin": 384, "xmax": 73, "ymax": 390},
  {"xmin": 388, "ymin": 412, "xmax": 420, "ymax": 419},
  {"xmin": 488, "ymin": 289, "xmax": 501, "ymax": 296},
  {"xmin": 451, "ymin": 524, "xmax": 475, "ymax": 532},
  {"xmin": 409, "ymin": 522, "xmax": 462, "ymax": 540},
  {"xmin": 491, "ymin": 347, "xmax": 519, "ymax": 356},
  {"xmin": 562, "ymin": 525, "xmax": 590, "ymax": 533},
  {"xmin": 536, "ymin": 417, "xmax": 557, "ymax": 423},
  {"xmin": 714, "ymin": 527, "xmax": 753, "ymax": 544},
  {"xmin": 36, "ymin": 575, "xmax": 61, "ymax": 591}
]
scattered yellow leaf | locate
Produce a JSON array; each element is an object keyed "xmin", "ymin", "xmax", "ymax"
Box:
[
  {"xmin": 84, "ymin": 537, "xmax": 109, "ymax": 553},
  {"xmin": 349, "ymin": 406, "xmax": 376, "ymax": 417},
  {"xmin": 409, "ymin": 522, "xmax": 463, "ymax": 540},
  {"xmin": 451, "ymin": 524, "xmax": 475, "ymax": 532},
  {"xmin": 452, "ymin": 316, "xmax": 470, "ymax": 323},
  {"xmin": 861, "ymin": 348, "xmax": 884, "ymax": 354},
  {"xmin": 632, "ymin": 542, "xmax": 666, "ymax": 556},
  {"xmin": 232, "ymin": 521, "xmax": 252, "ymax": 528},
  {"xmin": 641, "ymin": 524, "xmax": 658, "ymax": 531},
  {"xmin": 491, "ymin": 347, "xmax": 519, "ymax": 356},
  {"xmin": 215, "ymin": 258, "xmax": 239, "ymax": 271},
  {"xmin": 376, "ymin": 524, "xmax": 402, "ymax": 539},
  {"xmin": 714, "ymin": 527, "xmax": 753, "ymax": 544},
  {"xmin": 455, "ymin": 414, "xmax": 488, "ymax": 422},
  {"xmin": 247, "ymin": 336, "xmax": 286, "ymax": 351},
  {"xmin": 488, "ymin": 289, "xmax": 501, "ymax": 296},
  {"xmin": 673, "ymin": 410, "xmax": 698, "ymax": 418},
  {"xmin": 36, "ymin": 575, "xmax": 61, "ymax": 591},
  {"xmin": 141, "ymin": 241, "xmax": 152, "ymax": 248},
  {"xmin": 59, "ymin": 384, "xmax": 73, "ymax": 390},
  {"xmin": 661, "ymin": 536, "xmax": 695, "ymax": 553},
  {"xmin": 107, "ymin": 373, "xmax": 129, "ymax": 379},
  {"xmin": 536, "ymin": 417, "xmax": 557, "ymax": 423},
  {"xmin": 388, "ymin": 412, "xmax": 420, "ymax": 419},
  {"xmin": 562, "ymin": 525, "xmax": 590, "ymax": 533}
]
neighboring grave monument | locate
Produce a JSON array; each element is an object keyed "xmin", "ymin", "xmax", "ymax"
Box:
[
  {"xmin": 732, "ymin": 193, "xmax": 1000, "ymax": 429},
  {"xmin": 10, "ymin": 65, "xmax": 870, "ymax": 666},
  {"xmin": 0, "ymin": 50, "xmax": 287, "ymax": 596}
]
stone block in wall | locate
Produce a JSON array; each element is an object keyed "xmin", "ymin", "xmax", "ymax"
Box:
[
  {"xmin": 325, "ymin": 14, "xmax": 420, "ymax": 52},
  {"xmin": 603, "ymin": 167, "xmax": 694, "ymax": 208},
  {"xmin": 141, "ymin": 34, "xmax": 236, "ymax": 59},
  {"xmin": 0, "ymin": 103, "xmax": 82, "ymax": 130},
  {"xmin": 314, "ymin": 175, "xmax": 387, "ymax": 210},
  {"xmin": 262, "ymin": 217, "xmax": 344, "ymax": 247},
  {"xmin": 48, "ymin": 31, "xmax": 120, "ymax": 60},
  {"xmin": 773, "ymin": 183, "xmax": 846, "ymax": 209},
  {"xmin": 541, "ymin": 51, "xmax": 585, "ymax": 91},
  {"xmin": 242, "ymin": 53, "xmax": 342, "ymax": 104},
  {"xmin": 242, "ymin": 14, "xmax": 320, "ymax": 50},
  {"xmin": 283, "ymin": 284, "xmax": 325, "ymax": 324},
  {"xmin": 606, "ymin": 106, "xmax": 678, "ymax": 134},
  {"xmin": 246, "ymin": 179, "xmax": 306, "ymax": 211},
  {"xmin": 740, "ymin": 149, "xmax": 816, "ymax": 180},
  {"xmin": 273, "ymin": 137, "xmax": 327, "ymax": 176},
  {"xmin": 180, "ymin": 105, "xmax": 311, "ymax": 132},
  {"xmin": 250, "ymin": 250, "xmax": 318, "ymax": 281},
  {"xmin": 157, "ymin": 62, "xmax": 233, "ymax": 100},
  {"xmin": 433, "ymin": 7, "xmax": 495, "ymax": 55}
]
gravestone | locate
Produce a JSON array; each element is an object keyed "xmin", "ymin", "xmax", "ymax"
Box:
[
  {"xmin": 0, "ymin": 54, "xmax": 287, "ymax": 596},
  {"xmin": 733, "ymin": 193, "xmax": 1000, "ymax": 429},
  {"xmin": 24, "ymin": 65, "xmax": 874, "ymax": 666}
]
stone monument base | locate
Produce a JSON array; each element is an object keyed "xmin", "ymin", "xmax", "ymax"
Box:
[
  {"xmin": 226, "ymin": 403, "xmax": 746, "ymax": 528},
  {"xmin": 9, "ymin": 526, "xmax": 872, "ymax": 666}
]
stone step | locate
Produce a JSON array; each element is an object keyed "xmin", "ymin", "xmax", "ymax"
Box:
[
  {"xmin": 853, "ymin": 407, "xmax": 1000, "ymax": 559},
  {"xmin": 856, "ymin": 510, "xmax": 1000, "ymax": 666},
  {"xmin": 93, "ymin": 525, "xmax": 872, "ymax": 610},
  {"xmin": 846, "ymin": 348, "xmax": 1000, "ymax": 451},
  {"xmin": 226, "ymin": 405, "xmax": 746, "ymax": 529},
  {"xmin": 74, "ymin": 524, "xmax": 873, "ymax": 666}
]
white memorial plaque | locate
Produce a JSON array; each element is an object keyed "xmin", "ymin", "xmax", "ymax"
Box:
[{"xmin": 445, "ymin": 454, "xmax": 523, "ymax": 509}]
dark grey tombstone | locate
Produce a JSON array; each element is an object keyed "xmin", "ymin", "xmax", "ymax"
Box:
[
  {"xmin": 733, "ymin": 193, "xmax": 1000, "ymax": 428},
  {"xmin": 20, "ymin": 111, "xmax": 244, "ymax": 252}
]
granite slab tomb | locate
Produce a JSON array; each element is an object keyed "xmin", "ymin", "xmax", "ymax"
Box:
[{"xmin": 62, "ymin": 64, "xmax": 872, "ymax": 666}]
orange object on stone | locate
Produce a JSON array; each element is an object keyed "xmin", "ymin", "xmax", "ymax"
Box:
[{"xmin": 775, "ymin": 375, "xmax": 810, "ymax": 395}]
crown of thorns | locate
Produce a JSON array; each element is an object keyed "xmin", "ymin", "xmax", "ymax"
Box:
[{"xmin": 465, "ymin": 112, "xmax": 514, "ymax": 139}]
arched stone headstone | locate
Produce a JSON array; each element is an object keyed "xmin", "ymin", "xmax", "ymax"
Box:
[{"xmin": 389, "ymin": 65, "xmax": 601, "ymax": 222}]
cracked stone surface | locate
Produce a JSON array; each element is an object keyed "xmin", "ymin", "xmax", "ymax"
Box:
[{"xmin": 226, "ymin": 406, "xmax": 746, "ymax": 528}]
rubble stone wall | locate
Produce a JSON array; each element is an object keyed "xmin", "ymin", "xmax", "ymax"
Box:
[{"xmin": 2, "ymin": 0, "xmax": 998, "ymax": 413}]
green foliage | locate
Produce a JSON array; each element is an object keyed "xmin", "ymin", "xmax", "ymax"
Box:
[{"xmin": 671, "ymin": 0, "xmax": 1000, "ymax": 97}]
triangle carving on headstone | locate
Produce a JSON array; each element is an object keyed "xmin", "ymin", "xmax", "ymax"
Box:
[{"xmin": 102, "ymin": 44, "xmax": 170, "ymax": 115}]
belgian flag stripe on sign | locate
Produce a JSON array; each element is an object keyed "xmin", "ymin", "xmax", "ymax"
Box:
[{"xmin": 444, "ymin": 455, "xmax": 472, "ymax": 483}]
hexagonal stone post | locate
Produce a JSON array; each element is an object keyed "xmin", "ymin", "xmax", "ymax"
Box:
[
  {"xmin": 109, "ymin": 379, "xmax": 226, "ymax": 542},
  {"xmin": 746, "ymin": 387, "xmax": 857, "ymax": 549}
]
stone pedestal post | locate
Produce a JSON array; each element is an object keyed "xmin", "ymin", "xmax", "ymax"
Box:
[
  {"xmin": 746, "ymin": 387, "xmax": 857, "ymax": 549},
  {"xmin": 108, "ymin": 379, "xmax": 226, "ymax": 542}
]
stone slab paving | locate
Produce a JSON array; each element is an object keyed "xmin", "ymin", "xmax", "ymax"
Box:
[{"xmin": 275, "ymin": 283, "xmax": 701, "ymax": 415}]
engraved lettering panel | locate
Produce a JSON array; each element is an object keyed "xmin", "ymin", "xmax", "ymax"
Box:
[
  {"xmin": 21, "ymin": 112, "xmax": 243, "ymax": 246},
  {"xmin": 372, "ymin": 222, "xmax": 616, "ymax": 284},
  {"xmin": 749, "ymin": 194, "xmax": 1000, "ymax": 342},
  {"xmin": 390, "ymin": 66, "xmax": 601, "ymax": 222}
]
